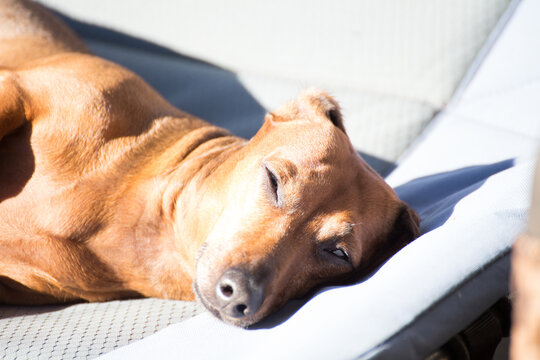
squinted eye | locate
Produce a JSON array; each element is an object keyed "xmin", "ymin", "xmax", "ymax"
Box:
[
  {"xmin": 264, "ymin": 165, "xmax": 281, "ymax": 206},
  {"xmin": 328, "ymin": 248, "xmax": 350, "ymax": 263},
  {"xmin": 267, "ymin": 168, "xmax": 278, "ymax": 194}
]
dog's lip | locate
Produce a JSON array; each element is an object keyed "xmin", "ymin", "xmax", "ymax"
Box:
[{"xmin": 193, "ymin": 280, "xmax": 222, "ymax": 320}]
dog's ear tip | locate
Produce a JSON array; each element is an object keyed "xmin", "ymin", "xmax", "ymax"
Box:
[
  {"xmin": 266, "ymin": 89, "xmax": 346, "ymax": 132},
  {"xmin": 299, "ymin": 88, "xmax": 346, "ymax": 132},
  {"xmin": 299, "ymin": 88, "xmax": 338, "ymax": 110}
]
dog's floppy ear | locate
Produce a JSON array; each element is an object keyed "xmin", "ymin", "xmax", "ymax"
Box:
[
  {"xmin": 360, "ymin": 202, "xmax": 420, "ymax": 275},
  {"xmin": 0, "ymin": 70, "xmax": 27, "ymax": 140},
  {"xmin": 265, "ymin": 88, "xmax": 346, "ymax": 133},
  {"xmin": 390, "ymin": 203, "xmax": 421, "ymax": 248}
]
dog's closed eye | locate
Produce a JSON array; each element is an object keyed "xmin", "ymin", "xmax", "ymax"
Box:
[
  {"xmin": 329, "ymin": 248, "xmax": 349, "ymax": 262},
  {"xmin": 263, "ymin": 164, "xmax": 281, "ymax": 207},
  {"xmin": 326, "ymin": 247, "xmax": 350, "ymax": 263}
]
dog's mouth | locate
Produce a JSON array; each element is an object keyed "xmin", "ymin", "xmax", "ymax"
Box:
[{"xmin": 193, "ymin": 280, "xmax": 223, "ymax": 321}]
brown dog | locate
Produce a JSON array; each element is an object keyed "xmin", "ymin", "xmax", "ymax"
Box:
[{"xmin": 0, "ymin": 0, "xmax": 420, "ymax": 327}]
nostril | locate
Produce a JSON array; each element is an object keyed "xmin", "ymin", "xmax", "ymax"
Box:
[
  {"xmin": 235, "ymin": 304, "xmax": 248, "ymax": 316},
  {"xmin": 220, "ymin": 284, "xmax": 234, "ymax": 298}
]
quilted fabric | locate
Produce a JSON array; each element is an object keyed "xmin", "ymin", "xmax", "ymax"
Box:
[{"xmin": 0, "ymin": 299, "xmax": 203, "ymax": 359}]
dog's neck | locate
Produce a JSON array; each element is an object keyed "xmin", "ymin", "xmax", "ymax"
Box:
[{"xmin": 102, "ymin": 124, "xmax": 248, "ymax": 300}]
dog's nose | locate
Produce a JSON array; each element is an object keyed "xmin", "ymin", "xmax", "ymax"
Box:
[{"xmin": 216, "ymin": 269, "xmax": 264, "ymax": 318}]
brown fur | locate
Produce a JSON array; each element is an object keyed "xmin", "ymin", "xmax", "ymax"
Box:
[{"xmin": 0, "ymin": 0, "xmax": 420, "ymax": 326}]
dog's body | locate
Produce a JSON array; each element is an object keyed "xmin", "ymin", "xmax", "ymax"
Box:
[{"xmin": 0, "ymin": 0, "xmax": 419, "ymax": 326}]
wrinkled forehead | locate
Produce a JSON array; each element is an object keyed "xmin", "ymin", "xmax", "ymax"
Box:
[
  {"xmin": 269, "ymin": 148, "xmax": 381, "ymax": 210},
  {"xmin": 264, "ymin": 123, "xmax": 356, "ymax": 170}
]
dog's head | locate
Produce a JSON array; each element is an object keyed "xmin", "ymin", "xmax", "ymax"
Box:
[{"xmin": 194, "ymin": 89, "xmax": 420, "ymax": 327}]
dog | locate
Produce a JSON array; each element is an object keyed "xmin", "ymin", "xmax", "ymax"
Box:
[{"xmin": 0, "ymin": 0, "xmax": 420, "ymax": 327}]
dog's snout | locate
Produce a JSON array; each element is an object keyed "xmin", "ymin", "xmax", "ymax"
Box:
[{"xmin": 216, "ymin": 269, "xmax": 263, "ymax": 319}]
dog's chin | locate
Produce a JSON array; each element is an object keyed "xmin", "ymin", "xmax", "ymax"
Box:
[{"xmin": 192, "ymin": 280, "xmax": 265, "ymax": 328}]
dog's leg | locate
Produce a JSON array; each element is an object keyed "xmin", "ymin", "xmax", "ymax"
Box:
[{"xmin": 0, "ymin": 0, "xmax": 88, "ymax": 68}]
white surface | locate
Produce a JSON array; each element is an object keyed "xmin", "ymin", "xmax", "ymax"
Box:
[
  {"xmin": 99, "ymin": 0, "xmax": 539, "ymax": 358},
  {"xmin": 385, "ymin": 113, "xmax": 539, "ymax": 187},
  {"xmin": 455, "ymin": 0, "xmax": 540, "ymax": 104},
  {"xmin": 39, "ymin": 0, "xmax": 509, "ymax": 107},
  {"xmin": 450, "ymin": 0, "xmax": 540, "ymax": 138}
]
